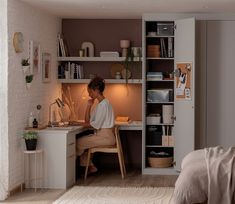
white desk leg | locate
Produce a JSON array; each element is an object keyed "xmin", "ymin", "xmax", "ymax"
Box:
[
  {"xmin": 41, "ymin": 151, "xmax": 43, "ymax": 190},
  {"xmin": 28, "ymin": 154, "xmax": 30, "ymax": 189},
  {"xmin": 21, "ymin": 152, "xmax": 24, "ymax": 192},
  {"xmin": 35, "ymin": 152, "xmax": 37, "ymax": 192}
]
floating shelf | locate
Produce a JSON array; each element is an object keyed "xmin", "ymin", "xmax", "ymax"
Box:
[
  {"xmin": 146, "ymin": 35, "xmax": 174, "ymax": 38},
  {"xmin": 146, "ymin": 102, "xmax": 174, "ymax": 104},
  {"xmin": 57, "ymin": 57, "xmax": 142, "ymax": 62},
  {"xmin": 58, "ymin": 79, "xmax": 142, "ymax": 84},
  {"xmin": 146, "ymin": 57, "xmax": 174, "ymax": 60}
]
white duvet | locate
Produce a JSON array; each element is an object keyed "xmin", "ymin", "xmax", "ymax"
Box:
[{"xmin": 172, "ymin": 147, "xmax": 235, "ymax": 204}]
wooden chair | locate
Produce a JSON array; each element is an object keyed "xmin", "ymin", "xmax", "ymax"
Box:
[{"xmin": 84, "ymin": 125, "xmax": 126, "ymax": 180}]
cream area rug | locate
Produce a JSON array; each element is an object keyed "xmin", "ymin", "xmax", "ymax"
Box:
[{"xmin": 53, "ymin": 186, "xmax": 174, "ymax": 204}]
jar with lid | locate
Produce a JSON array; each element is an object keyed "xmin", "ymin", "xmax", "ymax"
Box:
[{"xmin": 115, "ymin": 72, "xmax": 121, "ymax": 79}]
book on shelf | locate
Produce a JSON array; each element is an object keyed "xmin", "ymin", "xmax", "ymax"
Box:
[
  {"xmin": 160, "ymin": 38, "xmax": 167, "ymax": 58},
  {"xmin": 58, "ymin": 62, "xmax": 84, "ymax": 79},
  {"xmin": 57, "ymin": 34, "xmax": 69, "ymax": 57},
  {"xmin": 168, "ymin": 37, "xmax": 173, "ymax": 58}
]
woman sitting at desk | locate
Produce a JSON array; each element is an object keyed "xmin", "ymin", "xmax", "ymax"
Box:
[{"xmin": 76, "ymin": 76, "xmax": 115, "ymax": 173}]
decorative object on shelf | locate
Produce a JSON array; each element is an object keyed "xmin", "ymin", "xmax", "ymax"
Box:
[
  {"xmin": 131, "ymin": 47, "xmax": 142, "ymax": 61},
  {"xmin": 147, "ymin": 32, "xmax": 157, "ymax": 37},
  {"xmin": 29, "ymin": 40, "xmax": 41, "ymax": 74},
  {"xmin": 110, "ymin": 63, "xmax": 124, "ymax": 79},
  {"xmin": 21, "ymin": 58, "xmax": 30, "ymax": 73},
  {"xmin": 13, "ymin": 32, "xmax": 24, "ymax": 53},
  {"xmin": 100, "ymin": 51, "xmax": 119, "ymax": 57},
  {"xmin": 81, "ymin": 42, "xmax": 94, "ymax": 57},
  {"xmin": 23, "ymin": 131, "xmax": 38, "ymax": 151},
  {"xmin": 120, "ymin": 40, "xmax": 130, "ymax": 57},
  {"xmin": 115, "ymin": 72, "xmax": 121, "ymax": 79},
  {"xmin": 33, "ymin": 118, "xmax": 38, "ymax": 128},
  {"xmin": 25, "ymin": 74, "xmax": 33, "ymax": 89},
  {"xmin": 42, "ymin": 52, "xmax": 51, "ymax": 83},
  {"xmin": 78, "ymin": 49, "xmax": 84, "ymax": 57},
  {"xmin": 28, "ymin": 112, "xmax": 34, "ymax": 128}
]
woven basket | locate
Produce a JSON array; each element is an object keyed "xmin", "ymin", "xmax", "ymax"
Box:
[{"xmin": 148, "ymin": 157, "xmax": 173, "ymax": 168}]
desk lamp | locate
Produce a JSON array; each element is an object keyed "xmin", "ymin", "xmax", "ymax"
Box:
[{"xmin": 48, "ymin": 98, "xmax": 65, "ymax": 127}]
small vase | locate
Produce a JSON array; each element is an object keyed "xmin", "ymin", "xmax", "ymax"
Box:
[
  {"xmin": 26, "ymin": 83, "xmax": 31, "ymax": 89},
  {"xmin": 22, "ymin": 65, "xmax": 29, "ymax": 73},
  {"xmin": 25, "ymin": 139, "xmax": 37, "ymax": 151}
]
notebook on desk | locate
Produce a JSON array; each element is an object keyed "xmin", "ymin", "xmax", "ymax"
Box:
[{"xmin": 115, "ymin": 116, "xmax": 131, "ymax": 125}]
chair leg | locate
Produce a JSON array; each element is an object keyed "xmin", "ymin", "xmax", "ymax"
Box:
[
  {"xmin": 84, "ymin": 150, "xmax": 91, "ymax": 180},
  {"xmin": 117, "ymin": 150, "xmax": 125, "ymax": 179},
  {"xmin": 120, "ymin": 148, "xmax": 126, "ymax": 176}
]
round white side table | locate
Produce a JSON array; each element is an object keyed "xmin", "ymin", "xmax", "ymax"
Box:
[{"xmin": 22, "ymin": 149, "xmax": 44, "ymax": 192}]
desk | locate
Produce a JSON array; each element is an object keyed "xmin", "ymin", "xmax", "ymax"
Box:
[{"xmin": 38, "ymin": 121, "xmax": 142, "ymax": 189}]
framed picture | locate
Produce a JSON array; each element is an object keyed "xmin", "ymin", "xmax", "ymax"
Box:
[
  {"xmin": 42, "ymin": 53, "xmax": 51, "ymax": 83},
  {"xmin": 29, "ymin": 40, "xmax": 41, "ymax": 74}
]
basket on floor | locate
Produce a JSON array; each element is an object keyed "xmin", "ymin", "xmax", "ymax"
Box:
[{"xmin": 148, "ymin": 157, "xmax": 173, "ymax": 168}]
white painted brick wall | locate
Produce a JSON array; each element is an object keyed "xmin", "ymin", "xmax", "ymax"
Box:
[
  {"xmin": 0, "ymin": 0, "xmax": 9, "ymax": 200},
  {"xmin": 7, "ymin": 0, "xmax": 61, "ymax": 190}
]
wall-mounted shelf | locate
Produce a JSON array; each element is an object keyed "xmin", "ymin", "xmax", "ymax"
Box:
[
  {"xmin": 146, "ymin": 35, "xmax": 174, "ymax": 38},
  {"xmin": 146, "ymin": 79, "xmax": 174, "ymax": 82},
  {"xmin": 57, "ymin": 57, "xmax": 142, "ymax": 62},
  {"xmin": 58, "ymin": 79, "xmax": 142, "ymax": 84},
  {"xmin": 146, "ymin": 57, "xmax": 174, "ymax": 60},
  {"xmin": 146, "ymin": 102, "xmax": 174, "ymax": 104}
]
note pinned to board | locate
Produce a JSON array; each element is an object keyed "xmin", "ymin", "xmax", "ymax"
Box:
[{"xmin": 175, "ymin": 62, "xmax": 193, "ymax": 100}]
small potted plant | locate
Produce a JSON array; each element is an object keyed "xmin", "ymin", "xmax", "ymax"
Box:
[
  {"xmin": 25, "ymin": 74, "xmax": 33, "ymax": 89},
  {"xmin": 21, "ymin": 58, "xmax": 30, "ymax": 73},
  {"xmin": 23, "ymin": 131, "xmax": 38, "ymax": 150}
]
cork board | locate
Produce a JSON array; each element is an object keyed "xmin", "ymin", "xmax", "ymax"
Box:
[{"xmin": 175, "ymin": 63, "xmax": 192, "ymax": 100}]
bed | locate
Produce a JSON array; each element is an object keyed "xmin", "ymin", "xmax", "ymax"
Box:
[{"xmin": 172, "ymin": 146, "xmax": 235, "ymax": 204}]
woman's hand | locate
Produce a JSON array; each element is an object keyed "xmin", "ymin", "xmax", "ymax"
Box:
[{"xmin": 87, "ymin": 98, "xmax": 95, "ymax": 107}]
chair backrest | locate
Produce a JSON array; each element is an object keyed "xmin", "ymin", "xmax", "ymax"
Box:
[{"xmin": 114, "ymin": 125, "xmax": 122, "ymax": 150}]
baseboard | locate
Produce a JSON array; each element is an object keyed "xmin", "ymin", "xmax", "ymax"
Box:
[{"xmin": 9, "ymin": 183, "xmax": 24, "ymax": 196}]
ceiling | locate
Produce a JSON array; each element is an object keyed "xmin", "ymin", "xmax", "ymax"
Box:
[{"xmin": 20, "ymin": 0, "xmax": 235, "ymax": 19}]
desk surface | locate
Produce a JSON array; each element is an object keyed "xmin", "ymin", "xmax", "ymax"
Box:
[{"xmin": 39, "ymin": 121, "xmax": 142, "ymax": 133}]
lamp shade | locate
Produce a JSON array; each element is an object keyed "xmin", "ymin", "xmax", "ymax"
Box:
[{"xmin": 120, "ymin": 40, "xmax": 130, "ymax": 49}]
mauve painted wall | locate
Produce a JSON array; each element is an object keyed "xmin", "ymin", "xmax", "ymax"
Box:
[
  {"xmin": 62, "ymin": 83, "xmax": 142, "ymax": 121},
  {"xmin": 61, "ymin": 19, "xmax": 142, "ymax": 121},
  {"xmin": 62, "ymin": 19, "xmax": 142, "ymax": 56}
]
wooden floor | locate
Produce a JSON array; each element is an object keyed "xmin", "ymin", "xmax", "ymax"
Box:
[{"xmin": 4, "ymin": 169, "xmax": 178, "ymax": 204}]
